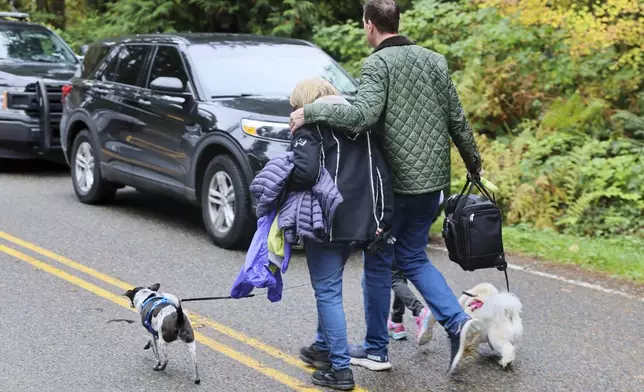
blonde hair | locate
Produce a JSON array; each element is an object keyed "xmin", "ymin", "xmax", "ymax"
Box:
[{"xmin": 290, "ymin": 78, "xmax": 340, "ymax": 109}]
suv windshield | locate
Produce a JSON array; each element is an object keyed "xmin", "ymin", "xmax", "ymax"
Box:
[
  {"xmin": 0, "ymin": 25, "xmax": 77, "ymax": 64},
  {"xmin": 188, "ymin": 43, "xmax": 358, "ymax": 98}
]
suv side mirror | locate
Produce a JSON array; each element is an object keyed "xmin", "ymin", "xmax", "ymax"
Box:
[
  {"xmin": 80, "ymin": 45, "xmax": 89, "ymax": 55},
  {"xmin": 150, "ymin": 76, "xmax": 185, "ymax": 95}
]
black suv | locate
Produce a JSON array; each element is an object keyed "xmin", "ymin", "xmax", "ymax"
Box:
[
  {"xmin": 0, "ymin": 12, "xmax": 81, "ymax": 163},
  {"xmin": 60, "ymin": 33, "xmax": 359, "ymax": 249}
]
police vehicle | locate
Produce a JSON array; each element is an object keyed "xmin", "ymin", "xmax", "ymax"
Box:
[{"xmin": 0, "ymin": 12, "xmax": 81, "ymax": 163}]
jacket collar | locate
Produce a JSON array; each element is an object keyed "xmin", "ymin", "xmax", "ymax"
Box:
[{"xmin": 373, "ymin": 35, "xmax": 415, "ymax": 54}]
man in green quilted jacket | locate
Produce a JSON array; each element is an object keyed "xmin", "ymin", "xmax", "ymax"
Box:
[{"xmin": 291, "ymin": 0, "xmax": 483, "ymax": 377}]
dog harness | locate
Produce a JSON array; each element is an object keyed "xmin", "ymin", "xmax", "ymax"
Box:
[{"xmin": 140, "ymin": 295, "xmax": 173, "ymax": 337}]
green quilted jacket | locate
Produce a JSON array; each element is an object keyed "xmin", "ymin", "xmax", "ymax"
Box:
[{"xmin": 304, "ymin": 36, "xmax": 481, "ymax": 194}]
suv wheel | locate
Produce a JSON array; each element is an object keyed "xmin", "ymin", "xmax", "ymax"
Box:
[
  {"xmin": 71, "ymin": 130, "xmax": 116, "ymax": 204},
  {"xmin": 201, "ymin": 155, "xmax": 253, "ymax": 249}
]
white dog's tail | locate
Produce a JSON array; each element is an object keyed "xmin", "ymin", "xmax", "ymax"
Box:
[
  {"xmin": 478, "ymin": 292, "xmax": 523, "ymax": 337},
  {"xmin": 164, "ymin": 293, "xmax": 185, "ymax": 328}
]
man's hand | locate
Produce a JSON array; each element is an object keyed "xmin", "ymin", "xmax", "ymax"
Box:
[
  {"xmin": 289, "ymin": 108, "xmax": 305, "ymax": 133},
  {"xmin": 467, "ymin": 168, "xmax": 485, "ymax": 181}
]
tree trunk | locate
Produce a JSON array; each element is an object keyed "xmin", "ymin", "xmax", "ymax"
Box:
[
  {"xmin": 36, "ymin": 0, "xmax": 48, "ymax": 12},
  {"xmin": 49, "ymin": 0, "xmax": 66, "ymax": 29}
]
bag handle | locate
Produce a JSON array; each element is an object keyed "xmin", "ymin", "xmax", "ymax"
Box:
[
  {"xmin": 468, "ymin": 173, "xmax": 496, "ymax": 202},
  {"xmin": 454, "ymin": 175, "xmax": 497, "ymax": 214}
]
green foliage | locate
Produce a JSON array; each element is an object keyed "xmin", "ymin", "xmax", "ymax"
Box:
[
  {"xmin": 313, "ymin": 21, "xmax": 370, "ymax": 76},
  {"xmin": 16, "ymin": 0, "xmax": 333, "ymax": 50},
  {"xmin": 500, "ymin": 226, "xmax": 644, "ymax": 282},
  {"xmin": 314, "ymin": 0, "xmax": 644, "ymax": 239},
  {"xmin": 459, "ymin": 116, "xmax": 644, "ymax": 238}
]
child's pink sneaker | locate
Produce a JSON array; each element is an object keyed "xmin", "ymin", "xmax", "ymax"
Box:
[
  {"xmin": 387, "ymin": 319, "xmax": 408, "ymax": 341},
  {"xmin": 415, "ymin": 307, "xmax": 434, "ymax": 346}
]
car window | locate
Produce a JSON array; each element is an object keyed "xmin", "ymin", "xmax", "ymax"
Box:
[
  {"xmin": 82, "ymin": 45, "xmax": 111, "ymax": 78},
  {"xmin": 93, "ymin": 46, "xmax": 120, "ymax": 82},
  {"xmin": 0, "ymin": 25, "xmax": 77, "ymax": 64},
  {"xmin": 147, "ymin": 45, "xmax": 190, "ymax": 91},
  {"xmin": 113, "ymin": 45, "xmax": 151, "ymax": 87},
  {"xmin": 187, "ymin": 43, "xmax": 358, "ymax": 98}
]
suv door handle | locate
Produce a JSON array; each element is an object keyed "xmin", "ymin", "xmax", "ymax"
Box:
[{"xmin": 137, "ymin": 99, "xmax": 151, "ymax": 106}]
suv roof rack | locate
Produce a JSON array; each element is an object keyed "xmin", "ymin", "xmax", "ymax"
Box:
[{"xmin": 0, "ymin": 12, "xmax": 30, "ymax": 21}]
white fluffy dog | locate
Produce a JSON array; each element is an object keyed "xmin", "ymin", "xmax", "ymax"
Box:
[{"xmin": 458, "ymin": 283, "xmax": 523, "ymax": 368}]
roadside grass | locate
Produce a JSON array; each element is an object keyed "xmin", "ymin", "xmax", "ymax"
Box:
[{"xmin": 429, "ymin": 222, "xmax": 644, "ymax": 283}]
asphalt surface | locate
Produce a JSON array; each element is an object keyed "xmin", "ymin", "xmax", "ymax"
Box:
[{"xmin": 1, "ymin": 160, "xmax": 642, "ymax": 392}]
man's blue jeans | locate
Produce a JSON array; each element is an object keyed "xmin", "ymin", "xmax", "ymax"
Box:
[
  {"xmin": 362, "ymin": 191, "xmax": 469, "ymax": 355},
  {"xmin": 305, "ymin": 239, "xmax": 352, "ymax": 370}
]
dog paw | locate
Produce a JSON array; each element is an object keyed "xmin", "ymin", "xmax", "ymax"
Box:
[
  {"xmin": 195, "ymin": 379, "xmax": 201, "ymax": 385},
  {"xmin": 153, "ymin": 364, "xmax": 162, "ymax": 371},
  {"xmin": 502, "ymin": 361, "xmax": 514, "ymax": 370}
]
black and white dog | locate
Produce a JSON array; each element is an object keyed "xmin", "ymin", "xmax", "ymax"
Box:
[{"xmin": 124, "ymin": 283, "xmax": 200, "ymax": 384}]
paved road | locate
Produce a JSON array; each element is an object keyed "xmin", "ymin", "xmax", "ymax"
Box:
[{"xmin": 1, "ymin": 160, "xmax": 642, "ymax": 392}]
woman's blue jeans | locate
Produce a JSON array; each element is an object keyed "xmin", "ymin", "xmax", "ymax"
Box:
[{"xmin": 305, "ymin": 239, "xmax": 352, "ymax": 370}]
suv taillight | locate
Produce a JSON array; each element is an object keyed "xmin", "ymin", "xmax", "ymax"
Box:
[{"xmin": 61, "ymin": 84, "xmax": 73, "ymax": 103}]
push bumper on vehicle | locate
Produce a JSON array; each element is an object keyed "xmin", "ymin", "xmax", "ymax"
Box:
[{"xmin": 1, "ymin": 80, "xmax": 65, "ymax": 163}]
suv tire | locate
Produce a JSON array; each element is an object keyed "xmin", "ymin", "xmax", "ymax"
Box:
[
  {"xmin": 201, "ymin": 155, "xmax": 253, "ymax": 249},
  {"xmin": 71, "ymin": 130, "xmax": 116, "ymax": 204}
]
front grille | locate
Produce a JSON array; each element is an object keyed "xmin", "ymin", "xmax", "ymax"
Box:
[{"xmin": 24, "ymin": 82, "xmax": 64, "ymax": 140}]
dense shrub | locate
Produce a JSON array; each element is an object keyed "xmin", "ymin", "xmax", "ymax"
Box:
[{"xmin": 314, "ymin": 0, "xmax": 643, "ymax": 238}]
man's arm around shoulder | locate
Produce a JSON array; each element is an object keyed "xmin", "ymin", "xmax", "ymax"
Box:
[{"xmin": 303, "ymin": 56, "xmax": 388, "ymax": 134}]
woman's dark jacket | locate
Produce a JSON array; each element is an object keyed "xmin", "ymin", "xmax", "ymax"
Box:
[{"xmin": 288, "ymin": 95, "xmax": 394, "ymax": 243}]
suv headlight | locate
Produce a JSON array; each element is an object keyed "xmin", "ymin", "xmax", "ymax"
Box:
[
  {"xmin": 241, "ymin": 119, "xmax": 291, "ymax": 142},
  {"xmin": 0, "ymin": 87, "xmax": 26, "ymax": 114}
]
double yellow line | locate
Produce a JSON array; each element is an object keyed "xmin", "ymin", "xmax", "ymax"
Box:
[{"xmin": 0, "ymin": 231, "xmax": 368, "ymax": 392}]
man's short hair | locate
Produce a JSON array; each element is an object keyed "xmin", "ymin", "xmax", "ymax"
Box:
[{"xmin": 363, "ymin": 0, "xmax": 400, "ymax": 34}]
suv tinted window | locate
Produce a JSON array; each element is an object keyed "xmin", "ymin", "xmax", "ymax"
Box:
[
  {"xmin": 147, "ymin": 46, "xmax": 189, "ymax": 91},
  {"xmin": 82, "ymin": 45, "xmax": 111, "ymax": 78},
  {"xmin": 187, "ymin": 43, "xmax": 358, "ymax": 97},
  {"xmin": 113, "ymin": 45, "xmax": 151, "ymax": 86},
  {"xmin": 93, "ymin": 46, "xmax": 120, "ymax": 82}
]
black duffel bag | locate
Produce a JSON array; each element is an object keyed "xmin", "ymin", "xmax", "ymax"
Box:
[{"xmin": 442, "ymin": 176, "xmax": 507, "ymax": 274}]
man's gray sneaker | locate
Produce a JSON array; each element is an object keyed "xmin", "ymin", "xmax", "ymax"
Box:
[{"xmin": 348, "ymin": 344, "xmax": 392, "ymax": 371}]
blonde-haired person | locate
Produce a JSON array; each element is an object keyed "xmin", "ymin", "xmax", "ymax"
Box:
[
  {"xmin": 289, "ymin": 78, "xmax": 340, "ymax": 108},
  {"xmin": 287, "ymin": 78, "xmax": 394, "ymax": 391}
]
